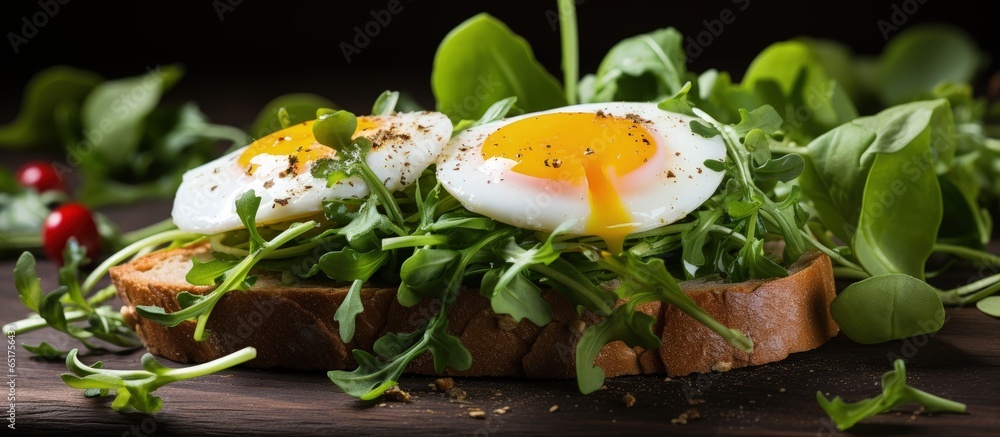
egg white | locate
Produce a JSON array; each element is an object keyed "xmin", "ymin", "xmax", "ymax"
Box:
[
  {"xmin": 435, "ymin": 102, "xmax": 727, "ymax": 236},
  {"xmin": 172, "ymin": 111, "xmax": 452, "ymax": 235}
]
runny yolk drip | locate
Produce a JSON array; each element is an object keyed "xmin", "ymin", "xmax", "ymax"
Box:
[
  {"xmin": 237, "ymin": 117, "xmax": 381, "ymax": 174},
  {"xmin": 481, "ymin": 112, "xmax": 657, "ymax": 253}
]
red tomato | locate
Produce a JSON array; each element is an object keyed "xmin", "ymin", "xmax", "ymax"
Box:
[
  {"xmin": 16, "ymin": 161, "xmax": 66, "ymax": 193},
  {"xmin": 43, "ymin": 203, "xmax": 101, "ymax": 265}
]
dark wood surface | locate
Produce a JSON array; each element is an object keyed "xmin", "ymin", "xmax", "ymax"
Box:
[{"xmin": 2, "ymin": 202, "xmax": 999, "ymax": 436}]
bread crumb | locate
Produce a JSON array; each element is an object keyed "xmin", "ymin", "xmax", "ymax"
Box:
[
  {"xmin": 664, "ymin": 377, "xmax": 672, "ymax": 382},
  {"xmin": 569, "ymin": 319, "xmax": 586, "ymax": 335},
  {"xmin": 711, "ymin": 361, "xmax": 733, "ymax": 372},
  {"xmin": 434, "ymin": 377, "xmax": 455, "ymax": 391},
  {"xmin": 622, "ymin": 393, "xmax": 636, "ymax": 408},
  {"xmin": 498, "ymin": 314, "xmax": 518, "ymax": 331},
  {"xmin": 779, "ymin": 388, "xmax": 786, "ymax": 393},
  {"xmin": 671, "ymin": 409, "xmax": 701, "ymax": 425},
  {"xmin": 446, "ymin": 388, "xmax": 467, "ymax": 400},
  {"xmin": 468, "ymin": 408, "xmax": 486, "ymax": 419},
  {"xmin": 549, "ymin": 405, "xmax": 559, "ymax": 413},
  {"xmin": 383, "ymin": 386, "xmax": 411, "ymax": 403}
]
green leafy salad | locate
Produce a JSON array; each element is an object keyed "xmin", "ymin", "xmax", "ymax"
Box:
[{"xmin": 5, "ymin": 0, "xmax": 997, "ymax": 428}]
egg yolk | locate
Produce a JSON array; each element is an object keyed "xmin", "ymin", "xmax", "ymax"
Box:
[
  {"xmin": 238, "ymin": 117, "xmax": 381, "ymax": 174},
  {"xmin": 481, "ymin": 112, "xmax": 657, "ymax": 253}
]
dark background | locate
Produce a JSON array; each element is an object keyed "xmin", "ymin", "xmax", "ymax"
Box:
[{"xmin": 2, "ymin": 0, "xmax": 997, "ymax": 127}]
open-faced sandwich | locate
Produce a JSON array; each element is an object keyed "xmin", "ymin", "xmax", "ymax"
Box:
[{"xmin": 108, "ymin": 95, "xmax": 837, "ymax": 399}]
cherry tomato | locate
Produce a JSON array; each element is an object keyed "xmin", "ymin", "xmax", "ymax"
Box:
[
  {"xmin": 43, "ymin": 203, "xmax": 101, "ymax": 265},
  {"xmin": 16, "ymin": 161, "xmax": 66, "ymax": 193}
]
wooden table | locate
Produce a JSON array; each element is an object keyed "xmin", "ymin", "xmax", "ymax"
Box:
[{"xmin": 2, "ymin": 202, "xmax": 999, "ymax": 436}]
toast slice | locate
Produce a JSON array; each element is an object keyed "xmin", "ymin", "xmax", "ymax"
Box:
[{"xmin": 110, "ymin": 243, "xmax": 838, "ymax": 378}]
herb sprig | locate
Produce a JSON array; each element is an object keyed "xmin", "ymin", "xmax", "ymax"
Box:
[
  {"xmin": 62, "ymin": 347, "xmax": 256, "ymax": 414},
  {"xmin": 818, "ymin": 359, "xmax": 966, "ymax": 430}
]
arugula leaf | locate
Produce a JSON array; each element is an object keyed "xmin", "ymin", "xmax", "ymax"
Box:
[
  {"xmin": 236, "ymin": 190, "xmax": 266, "ymax": 251},
  {"xmin": 398, "ymin": 248, "xmax": 460, "ymax": 302},
  {"xmin": 818, "ymin": 359, "xmax": 965, "ymax": 430},
  {"xmin": 62, "ymin": 347, "xmax": 256, "ymax": 414},
  {"xmin": 329, "ymin": 229, "xmax": 512, "ymax": 400},
  {"xmin": 480, "ymin": 267, "xmax": 552, "ymax": 326},
  {"xmin": 22, "ymin": 342, "xmax": 69, "ymax": 360},
  {"xmin": 575, "ymin": 299, "xmax": 659, "ymax": 393},
  {"xmin": 186, "ymin": 255, "xmax": 240, "ymax": 286},
  {"xmin": 432, "ymin": 13, "xmax": 566, "ymax": 123},
  {"xmin": 249, "ymin": 93, "xmax": 336, "ymax": 138},
  {"xmin": 319, "ymin": 247, "xmax": 389, "ymax": 342},
  {"xmin": 831, "ymin": 274, "xmax": 945, "ymax": 344},
  {"xmin": 580, "ymin": 28, "xmax": 686, "ymax": 103},
  {"xmin": 335, "ymin": 196, "xmax": 405, "ymax": 251},
  {"xmin": 14, "ymin": 252, "xmax": 43, "ymax": 312},
  {"xmin": 0, "ymin": 66, "xmax": 101, "ymax": 149},
  {"xmin": 13, "ymin": 245, "xmax": 139, "ymax": 354},
  {"xmin": 680, "ymin": 208, "xmax": 723, "ymax": 269}
]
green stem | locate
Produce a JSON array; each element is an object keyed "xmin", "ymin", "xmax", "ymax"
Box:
[
  {"xmin": 946, "ymin": 272, "xmax": 1000, "ymax": 296},
  {"xmin": 769, "ymin": 144, "xmax": 803, "ymax": 156},
  {"xmin": 711, "ymin": 225, "xmax": 748, "ymax": 244},
  {"xmin": 904, "ymin": 387, "xmax": 967, "ymax": 413},
  {"xmin": 557, "ymin": 0, "xmax": 579, "ymax": 105},
  {"xmin": 833, "ymin": 266, "xmax": 871, "ymax": 280},
  {"xmin": 939, "ymin": 278, "xmax": 1000, "ymax": 305},
  {"xmin": 83, "ymin": 229, "xmax": 197, "ymax": 295},
  {"xmin": 593, "ymin": 249, "xmax": 753, "ymax": 352},
  {"xmin": 359, "ymin": 164, "xmax": 405, "ymax": 228},
  {"xmin": 800, "ymin": 229, "xmax": 867, "ymax": 273},
  {"xmin": 934, "ymin": 243, "xmax": 1000, "ymax": 266},
  {"xmin": 160, "ymin": 346, "xmax": 257, "ymax": 382},
  {"xmin": 120, "ymin": 219, "xmax": 178, "ymax": 246},
  {"xmin": 530, "ymin": 263, "xmax": 615, "ymax": 316},
  {"xmin": 381, "ymin": 234, "xmax": 448, "ymax": 250},
  {"xmin": 6, "ymin": 310, "xmax": 89, "ymax": 335},
  {"xmin": 0, "ymin": 233, "xmax": 42, "ymax": 249}
]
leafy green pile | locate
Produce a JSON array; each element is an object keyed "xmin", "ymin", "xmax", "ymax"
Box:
[{"xmin": 0, "ymin": 65, "xmax": 246, "ymax": 207}]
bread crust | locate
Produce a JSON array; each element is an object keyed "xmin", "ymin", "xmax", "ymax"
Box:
[{"xmin": 110, "ymin": 243, "xmax": 838, "ymax": 378}]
